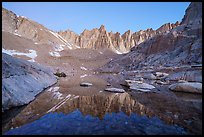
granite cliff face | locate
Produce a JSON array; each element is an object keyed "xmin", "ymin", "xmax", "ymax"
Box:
[
  {"xmin": 99, "ymin": 2, "xmax": 202, "ymax": 72},
  {"xmin": 58, "ymin": 22, "xmax": 179, "ymax": 54}
]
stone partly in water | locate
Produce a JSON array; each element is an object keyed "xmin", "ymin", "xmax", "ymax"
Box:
[
  {"xmin": 2, "ymin": 53, "xmax": 57, "ymax": 112},
  {"xmin": 165, "ymin": 70, "xmax": 202, "ymax": 83},
  {"xmin": 124, "ymin": 80, "xmax": 156, "ymax": 92},
  {"xmin": 104, "ymin": 88, "xmax": 125, "ymax": 93},
  {"xmin": 154, "ymin": 72, "xmax": 169, "ymax": 78},
  {"xmin": 54, "ymin": 72, "xmax": 66, "ymax": 77},
  {"xmin": 155, "ymin": 80, "xmax": 169, "ymax": 85},
  {"xmin": 143, "ymin": 73, "xmax": 157, "ymax": 80},
  {"xmin": 169, "ymin": 82, "xmax": 202, "ymax": 94},
  {"xmin": 80, "ymin": 82, "xmax": 93, "ymax": 87}
]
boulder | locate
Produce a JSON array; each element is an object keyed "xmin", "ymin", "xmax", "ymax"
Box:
[
  {"xmin": 166, "ymin": 70, "xmax": 202, "ymax": 82},
  {"xmin": 104, "ymin": 88, "xmax": 125, "ymax": 93},
  {"xmin": 155, "ymin": 80, "xmax": 169, "ymax": 85},
  {"xmin": 54, "ymin": 72, "xmax": 66, "ymax": 77},
  {"xmin": 155, "ymin": 72, "xmax": 169, "ymax": 77},
  {"xmin": 124, "ymin": 80, "xmax": 156, "ymax": 92},
  {"xmin": 169, "ymin": 82, "xmax": 202, "ymax": 94},
  {"xmin": 2, "ymin": 53, "xmax": 57, "ymax": 112},
  {"xmin": 143, "ymin": 73, "xmax": 157, "ymax": 80},
  {"xmin": 80, "ymin": 82, "xmax": 93, "ymax": 87}
]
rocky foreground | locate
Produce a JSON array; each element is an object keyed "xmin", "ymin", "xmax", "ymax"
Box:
[
  {"xmin": 2, "ymin": 53, "xmax": 57, "ymax": 112},
  {"xmin": 2, "ymin": 2, "xmax": 202, "ymax": 135},
  {"xmin": 97, "ymin": 2, "xmax": 202, "ymax": 94}
]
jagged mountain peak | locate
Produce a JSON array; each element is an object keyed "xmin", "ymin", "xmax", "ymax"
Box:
[
  {"xmin": 99, "ymin": 24, "xmax": 106, "ymax": 31},
  {"xmin": 2, "ymin": 6, "xmax": 180, "ymax": 54}
]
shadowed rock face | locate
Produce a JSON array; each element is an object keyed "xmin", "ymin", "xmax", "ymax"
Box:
[
  {"xmin": 2, "ymin": 53, "xmax": 57, "ymax": 112},
  {"xmin": 99, "ymin": 2, "xmax": 202, "ymax": 72},
  {"xmin": 181, "ymin": 2, "xmax": 202, "ymax": 26}
]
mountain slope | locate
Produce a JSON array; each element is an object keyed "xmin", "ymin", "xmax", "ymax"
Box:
[
  {"xmin": 98, "ymin": 2, "xmax": 202, "ymax": 72},
  {"xmin": 2, "ymin": 7, "xmax": 179, "ymax": 54}
]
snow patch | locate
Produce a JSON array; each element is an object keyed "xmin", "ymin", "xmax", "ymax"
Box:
[
  {"xmin": 46, "ymin": 94, "xmax": 73, "ymax": 113},
  {"xmin": 48, "ymin": 30, "xmax": 73, "ymax": 50},
  {"xmin": 20, "ymin": 16, "xmax": 26, "ymax": 18},
  {"xmin": 54, "ymin": 44, "xmax": 65, "ymax": 52},
  {"xmin": 2, "ymin": 48, "xmax": 37, "ymax": 62},
  {"xmin": 47, "ymin": 86, "xmax": 63, "ymax": 100},
  {"xmin": 74, "ymin": 95, "xmax": 79, "ymax": 98},
  {"xmin": 99, "ymin": 51, "xmax": 103, "ymax": 54},
  {"xmin": 13, "ymin": 33, "xmax": 21, "ymax": 37},
  {"xmin": 75, "ymin": 45, "xmax": 80, "ymax": 48},
  {"xmin": 80, "ymin": 66, "xmax": 87, "ymax": 70},
  {"xmin": 49, "ymin": 51, "xmax": 60, "ymax": 57},
  {"xmin": 80, "ymin": 74, "xmax": 88, "ymax": 78},
  {"xmin": 115, "ymin": 50, "xmax": 123, "ymax": 54}
]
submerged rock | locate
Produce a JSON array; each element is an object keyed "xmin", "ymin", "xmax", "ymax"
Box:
[
  {"xmin": 104, "ymin": 88, "xmax": 125, "ymax": 93},
  {"xmin": 80, "ymin": 82, "xmax": 93, "ymax": 87},
  {"xmin": 169, "ymin": 82, "xmax": 202, "ymax": 94}
]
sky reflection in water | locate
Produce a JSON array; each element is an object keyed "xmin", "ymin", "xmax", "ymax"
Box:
[{"xmin": 5, "ymin": 109, "xmax": 187, "ymax": 135}]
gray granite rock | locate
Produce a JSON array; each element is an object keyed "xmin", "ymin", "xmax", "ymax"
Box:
[
  {"xmin": 104, "ymin": 88, "xmax": 125, "ymax": 93},
  {"xmin": 169, "ymin": 82, "xmax": 202, "ymax": 94},
  {"xmin": 2, "ymin": 53, "xmax": 57, "ymax": 112},
  {"xmin": 80, "ymin": 82, "xmax": 93, "ymax": 87}
]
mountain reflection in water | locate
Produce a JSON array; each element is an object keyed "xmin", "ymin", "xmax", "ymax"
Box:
[
  {"xmin": 4, "ymin": 92, "xmax": 187, "ymax": 135},
  {"xmin": 5, "ymin": 109, "xmax": 187, "ymax": 135},
  {"xmin": 3, "ymin": 74, "xmax": 200, "ymax": 135}
]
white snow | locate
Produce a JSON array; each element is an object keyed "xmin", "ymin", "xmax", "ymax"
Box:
[
  {"xmin": 2, "ymin": 48, "xmax": 37, "ymax": 62},
  {"xmin": 19, "ymin": 16, "xmax": 28, "ymax": 19},
  {"xmin": 34, "ymin": 42, "xmax": 39, "ymax": 44},
  {"xmin": 80, "ymin": 66, "xmax": 87, "ymax": 70},
  {"xmin": 99, "ymin": 91, "xmax": 103, "ymax": 93},
  {"xmin": 48, "ymin": 30, "xmax": 73, "ymax": 50},
  {"xmin": 99, "ymin": 51, "xmax": 103, "ymax": 54},
  {"xmin": 67, "ymin": 46, "xmax": 72, "ymax": 49},
  {"xmin": 49, "ymin": 51, "xmax": 60, "ymax": 57},
  {"xmin": 54, "ymin": 44, "xmax": 65, "ymax": 52},
  {"xmin": 46, "ymin": 94, "xmax": 74, "ymax": 113},
  {"xmin": 115, "ymin": 50, "xmax": 123, "ymax": 54},
  {"xmin": 49, "ymin": 30, "xmax": 67, "ymax": 43},
  {"xmin": 13, "ymin": 33, "xmax": 21, "ymax": 37},
  {"xmin": 74, "ymin": 95, "xmax": 79, "ymax": 98},
  {"xmin": 75, "ymin": 45, "xmax": 80, "ymax": 49},
  {"xmin": 80, "ymin": 74, "xmax": 88, "ymax": 78},
  {"xmin": 47, "ymin": 86, "xmax": 63, "ymax": 100}
]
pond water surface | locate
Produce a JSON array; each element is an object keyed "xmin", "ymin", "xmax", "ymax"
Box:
[{"xmin": 3, "ymin": 74, "xmax": 201, "ymax": 135}]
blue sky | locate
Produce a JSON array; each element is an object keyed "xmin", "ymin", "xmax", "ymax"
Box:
[{"xmin": 2, "ymin": 2, "xmax": 190, "ymax": 35}]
